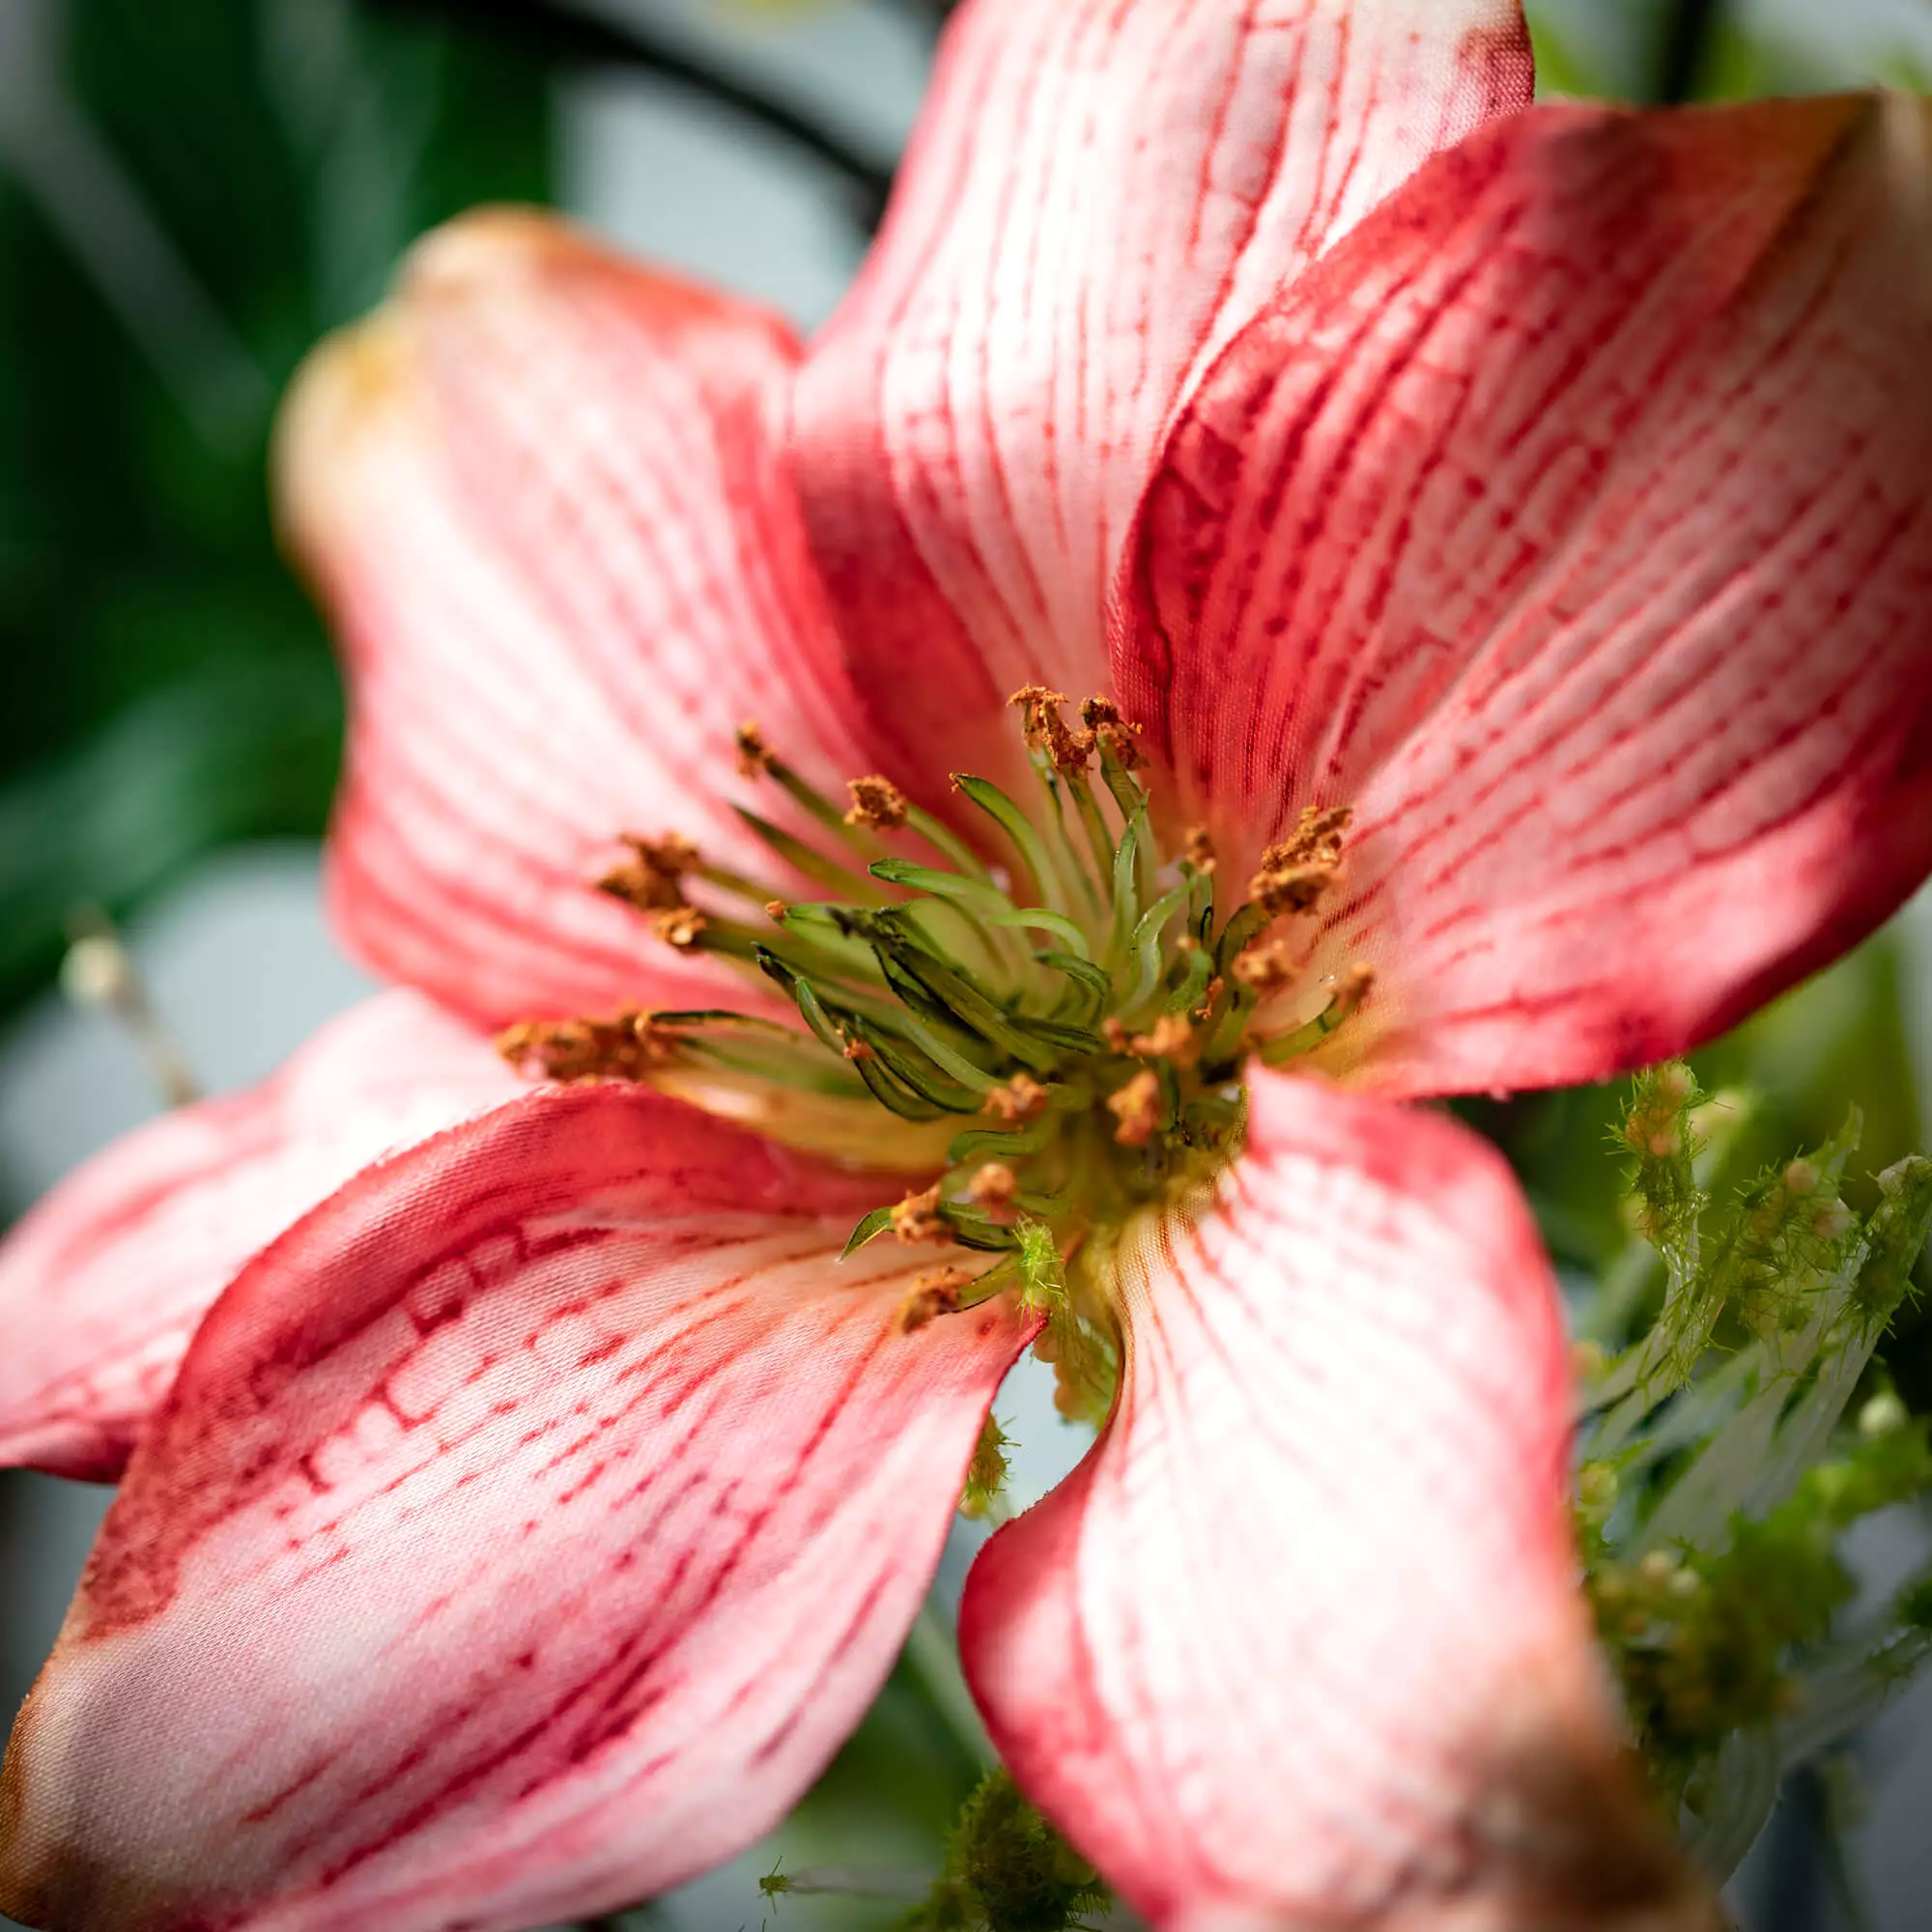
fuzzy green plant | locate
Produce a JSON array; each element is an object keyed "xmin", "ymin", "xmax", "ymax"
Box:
[
  {"xmin": 897, "ymin": 1771, "xmax": 1109, "ymax": 1932},
  {"xmin": 1576, "ymin": 1062, "xmax": 1932, "ymax": 1877},
  {"xmin": 774, "ymin": 1060, "xmax": 1932, "ymax": 1932}
]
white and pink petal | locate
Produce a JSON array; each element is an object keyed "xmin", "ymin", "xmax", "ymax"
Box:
[
  {"xmin": 1118, "ymin": 94, "xmax": 1932, "ymax": 1094},
  {"xmin": 791, "ymin": 0, "xmax": 1534, "ymax": 786},
  {"xmin": 280, "ymin": 211, "xmax": 885, "ymax": 1031},
  {"xmin": 0, "ymin": 991, "xmax": 520, "ymax": 1482},
  {"xmin": 962, "ymin": 1072, "xmax": 1705, "ymax": 1931},
  {"xmin": 0, "ymin": 1086, "xmax": 1034, "ymax": 1932}
]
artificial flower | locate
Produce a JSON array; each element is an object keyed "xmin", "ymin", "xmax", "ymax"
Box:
[{"xmin": 4, "ymin": 3, "xmax": 1930, "ymax": 1929}]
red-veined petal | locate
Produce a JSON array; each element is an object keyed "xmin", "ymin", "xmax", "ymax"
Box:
[
  {"xmin": 791, "ymin": 0, "xmax": 1533, "ymax": 786},
  {"xmin": 280, "ymin": 210, "xmax": 881, "ymax": 1030},
  {"xmin": 0, "ymin": 992, "xmax": 519, "ymax": 1482},
  {"xmin": 1120, "ymin": 95, "xmax": 1932, "ymax": 1094},
  {"xmin": 0, "ymin": 1086, "xmax": 1033, "ymax": 1932},
  {"xmin": 961, "ymin": 1072, "xmax": 1706, "ymax": 1931}
]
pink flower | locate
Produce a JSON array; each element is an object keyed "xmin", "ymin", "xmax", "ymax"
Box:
[{"xmin": 4, "ymin": 5, "xmax": 1930, "ymax": 1928}]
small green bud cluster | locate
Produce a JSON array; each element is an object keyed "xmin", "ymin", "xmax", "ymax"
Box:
[
  {"xmin": 1610, "ymin": 1065, "xmax": 1868, "ymax": 1387},
  {"xmin": 1579, "ymin": 1070, "xmax": 1932, "ymax": 1872},
  {"xmin": 961, "ymin": 1415, "xmax": 1013, "ymax": 1521},
  {"xmin": 1704, "ymin": 1117, "xmax": 1865, "ymax": 1354},
  {"xmin": 1587, "ymin": 1419, "xmax": 1932, "ymax": 1810},
  {"xmin": 899, "ymin": 1771, "xmax": 1109, "ymax": 1932},
  {"xmin": 1620, "ymin": 1060, "xmax": 1702, "ymax": 1261}
]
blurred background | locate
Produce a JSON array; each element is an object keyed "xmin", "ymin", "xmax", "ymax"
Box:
[{"xmin": 3, "ymin": 2, "xmax": 1932, "ymax": 1927}]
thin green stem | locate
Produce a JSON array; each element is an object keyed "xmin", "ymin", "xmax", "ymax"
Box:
[
  {"xmin": 903, "ymin": 1599, "xmax": 995, "ymax": 1768},
  {"xmin": 1655, "ymin": 0, "xmax": 1722, "ymax": 104}
]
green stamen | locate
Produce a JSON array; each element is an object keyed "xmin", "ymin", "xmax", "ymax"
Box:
[
  {"xmin": 952, "ymin": 775, "xmax": 1065, "ymax": 914},
  {"xmin": 542, "ymin": 697, "xmax": 1377, "ymax": 1378},
  {"xmin": 987, "ymin": 907, "xmax": 1092, "ymax": 958},
  {"xmin": 733, "ymin": 806, "xmax": 886, "ymax": 902}
]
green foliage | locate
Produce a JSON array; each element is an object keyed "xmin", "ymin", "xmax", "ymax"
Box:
[
  {"xmin": 1577, "ymin": 1065, "xmax": 1932, "ymax": 1870},
  {"xmin": 1704, "ymin": 6, "xmax": 1932, "ymax": 99},
  {"xmin": 1588, "ymin": 1411, "xmax": 1932, "ymax": 1808},
  {"xmin": 899, "ymin": 1772, "xmax": 1108, "ymax": 1932},
  {"xmin": 0, "ymin": 0, "xmax": 552, "ymax": 1028}
]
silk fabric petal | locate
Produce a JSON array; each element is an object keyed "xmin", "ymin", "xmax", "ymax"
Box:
[
  {"xmin": 0, "ymin": 1086, "xmax": 1032, "ymax": 1932},
  {"xmin": 0, "ymin": 992, "xmax": 518, "ymax": 1481},
  {"xmin": 792, "ymin": 0, "xmax": 1534, "ymax": 785},
  {"xmin": 961, "ymin": 1072, "xmax": 1705, "ymax": 1931},
  {"xmin": 1121, "ymin": 96, "xmax": 1932, "ymax": 1094},
  {"xmin": 280, "ymin": 211, "xmax": 878, "ymax": 1029}
]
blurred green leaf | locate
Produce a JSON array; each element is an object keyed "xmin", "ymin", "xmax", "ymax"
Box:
[
  {"xmin": 0, "ymin": 0, "xmax": 553, "ymax": 1027},
  {"xmin": 0, "ymin": 653, "xmax": 344, "ymax": 1012},
  {"xmin": 1705, "ymin": 4, "xmax": 1932, "ymax": 98},
  {"xmin": 1523, "ymin": 0, "xmax": 1671, "ymax": 100}
]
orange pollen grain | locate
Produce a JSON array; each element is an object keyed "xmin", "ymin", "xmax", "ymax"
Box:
[
  {"xmin": 496, "ymin": 1010, "xmax": 675, "ymax": 1084},
  {"xmin": 1264, "ymin": 805, "xmax": 1354, "ymax": 870},
  {"xmin": 1106, "ymin": 1069, "xmax": 1163, "ymax": 1149},
  {"xmin": 1009, "ymin": 684, "xmax": 1093, "ymax": 776},
  {"xmin": 985, "ymin": 1072, "xmax": 1050, "ymax": 1125},
  {"xmin": 845, "ymin": 775, "xmax": 911, "ymax": 831},
  {"xmin": 1182, "ymin": 826, "xmax": 1217, "ymax": 874},
  {"xmin": 1080, "ymin": 696, "xmax": 1144, "ymax": 770},
  {"xmin": 1233, "ymin": 941, "xmax": 1298, "ymax": 996},
  {"xmin": 969, "ymin": 1162, "xmax": 1019, "ymax": 1211},
  {"xmin": 1249, "ymin": 857, "xmax": 1340, "ymax": 920},
  {"xmin": 654, "ymin": 907, "xmax": 708, "ymax": 949},
  {"xmin": 897, "ymin": 1266, "xmax": 974, "ymax": 1332},
  {"xmin": 596, "ymin": 831, "xmax": 699, "ymax": 913},
  {"xmin": 1129, "ymin": 1014, "xmax": 1198, "ymax": 1068},
  {"xmin": 891, "ymin": 1185, "xmax": 949, "ymax": 1244},
  {"xmin": 734, "ymin": 720, "xmax": 774, "ymax": 778}
]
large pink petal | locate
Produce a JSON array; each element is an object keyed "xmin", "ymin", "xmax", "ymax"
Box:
[
  {"xmin": 0, "ymin": 992, "xmax": 519, "ymax": 1483},
  {"xmin": 280, "ymin": 211, "xmax": 882, "ymax": 1029},
  {"xmin": 0, "ymin": 1086, "xmax": 1033, "ymax": 1932},
  {"xmin": 790, "ymin": 0, "xmax": 1533, "ymax": 784},
  {"xmin": 1121, "ymin": 95, "xmax": 1932, "ymax": 1095},
  {"xmin": 961, "ymin": 1072, "xmax": 1702, "ymax": 1931}
]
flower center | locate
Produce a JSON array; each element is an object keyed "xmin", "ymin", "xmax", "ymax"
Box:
[{"xmin": 499, "ymin": 689, "xmax": 1372, "ymax": 1419}]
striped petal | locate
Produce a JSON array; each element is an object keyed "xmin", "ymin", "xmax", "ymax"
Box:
[
  {"xmin": 1121, "ymin": 95, "xmax": 1932, "ymax": 1095},
  {"xmin": 790, "ymin": 0, "xmax": 1533, "ymax": 788},
  {"xmin": 0, "ymin": 1086, "xmax": 1032, "ymax": 1932},
  {"xmin": 280, "ymin": 210, "xmax": 881, "ymax": 1030},
  {"xmin": 0, "ymin": 992, "xmax": 519, "ymax": 1482},
  {"xmin": 961, "ymin": 1072, "xmax": 1707, "ymax": 1931}
]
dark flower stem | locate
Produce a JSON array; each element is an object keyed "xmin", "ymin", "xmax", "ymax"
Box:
[
  {"xmin": 1656, "ymin": 0, "xmax": 1722, "ymax": 103},
  {"xmin": 358, "ymin": 0, "xmax": 899, "ymax": 229}
]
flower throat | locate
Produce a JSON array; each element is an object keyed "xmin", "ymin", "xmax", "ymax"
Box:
[{"xmin": 499, "ymin": 689, "xmax": 1371, "ymax": 1417}]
